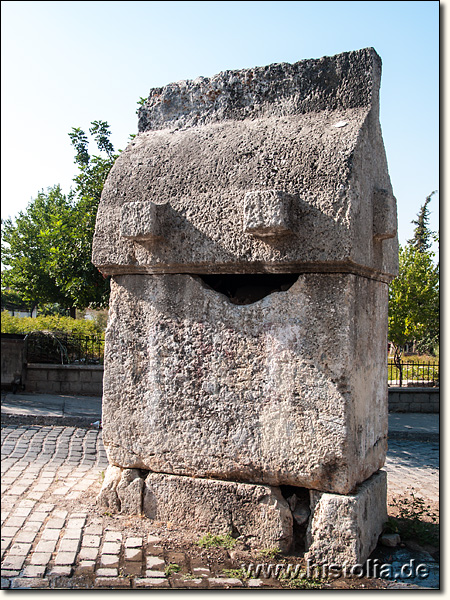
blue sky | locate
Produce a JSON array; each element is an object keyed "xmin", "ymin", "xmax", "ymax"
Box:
[{"xmin": 1, "ymin": 1, "xmax": 440, "ymax": 253}]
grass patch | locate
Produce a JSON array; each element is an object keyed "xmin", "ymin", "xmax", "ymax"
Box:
[
  {"xmin": 197, "ymin": 532, "xmax": 237, "ymax": 549},
  {"xmin": 280, "ymin": 573, "xmax": 325, "ymax": 589},
  {"xmin": 257, "ymin": 548, "xmax": 281, "ymax": 560},
  {"xmin": 182, "ymin": 573, "xmax": 199, "ymax": 580},
  {"xmin": 165, "ymin": 563, "xmax": 181, "ymax": 576},
  {"xmin": 222, "ymin": 568, "xmax": 248, "ymax": 580}
]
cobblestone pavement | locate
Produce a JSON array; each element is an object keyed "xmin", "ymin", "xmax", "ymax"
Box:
[
  {"xmin": 385, "ymin": 438, "xmax": 439, "ymax": 504},
  {"xmin": 1, "ymin": 424, "xmax": 439, "ymax": 590}
]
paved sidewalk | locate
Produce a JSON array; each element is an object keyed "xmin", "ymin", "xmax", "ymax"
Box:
[
  {"xmin": 1, "ymin": 392, "xmax": 439, "ymax": 440},
  {"xmin": 1, "ymin": 393, "xmax": 102, "ymax": 427},
  {"xmin": 0, "ymin": 393, "xmax": 440, "ymax": 590},
  {"xmin": 388, "ymin": 413, "xmax": 439, "ymax": 441}
]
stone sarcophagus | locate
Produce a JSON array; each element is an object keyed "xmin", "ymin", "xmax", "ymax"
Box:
[{"xmin": 93, "ymin": 48, "xmax": 398, "ymax": 563}]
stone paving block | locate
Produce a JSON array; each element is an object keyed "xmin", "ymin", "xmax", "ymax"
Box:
[
  {"xmin": 66, "ymin": 518, "xmax": 86, "ymax": 529},
  {"xmin": 8, "ymin": 542, "xmax": 32, "ymax": 556},
  {"xmin": 146, "ymin": 556, "xmax": 165, "ymax": 570},
  {"xmin": 78, "ymin": 547, "xmax": 98, "ymax": 560},
  {"xmin": 124, "ymin": 547, "xmax": 142, "ymax": 561},
  {"xmin": 99, "ymin": 554, "xmax": 120, "ymax": 568},
  {"xmin": 22, "ymin": 565, "xmax": 46, "ymax": 578},
  {"xmin": 1, "ymin": 527, "xmax": 19, "ymax": 538},
  {"xmin": 82, "ymin": 535, "xmax": 101, "ymax": 547},
  {"xmin": 54, "ymin": 551, "xmax": 77, "ymax": 566},
  {"xmin": 145, "ymin": 569, "xmax": 166, "ymax": 578},
  {"xmin": 173, "ymin": 577, "xmax": 205, "ymax": 589},
  {"xmin": 58, "ymin": 538, "xmax": 80, "ymax": 553},
  {"xmin": 147, "ymin": 534, "xmax": 161, "ymax": 544},
  {"xmin": 247, "ymin": 579, "xmax": 265, "ymax": 587},
  {"xmin": 22, "ymin": 522, "xmax": 41, "ymax": 533},
  {"xmin": 135, "ymin": 578, "xmax": 170, "ymax": 588},
  {"xmin": 4, "ymin": 515, "xmax": 27, "ymax": 527},
  {"xmin": 27, "ymin": 492, "xmax": 44, "ymax": 500},
  {"xmin": 1, "ymin": 570, "xmax": 20, "ymax": 577},
  {"xmin": 27, "ymin": 512, "xmax": 48, "ymax": 523},
  {"xmin": 1, "ymin": 555, "xmax": 26, "ymax": 570},
  {"xmin": 29, "ymin": 552, "xmax": 52, "ymax": 565},
  {"xmin": 76, "ymin": 560, "xmax": 96, "ymax": 575},
  {"xmin": 193, "ymin": 567, "xmax": 211, "ymax": 577},
  {"xmin": 62, "ymin": 528, "xmax": 83, "ymax": 540},
  {"xmin": 10, "ymin": 577, "xmax": 50, "ymax": 589},
  {"xmin": 125, "ymin": 537, "xmax": 143, "ymax": 548},
  {"xmin": 101, "ymin": 542, "xmax": 121, "ymax": 554},
  {"xmin": 95, "ymin": 576, "xmax": 131, "ymax": 588},
  {"xmin": 84, "ymin": 524, "xmax": 103, "ymax": 535},
  {"xmin": 95, "ymin": 568, "xmax": 118, "ymax": 577},
  {"xmin": 31, "ymin": 485, "xmax": 50, "ymax": 493},
  {"xmin": 35, "ymin": 539, "xmax": 58, "ymax": 553},
  {"xmin": 6, "ymin": 486, "xmax": 29, "ymax": 496},
  {"xmin": 14, "ymin": 531, "xmax": 38, "ymax": 544},
  {"xmin": 104, "ymin": 531, "xmax": 122, "ymax": 543},
  {"xmin": 38, "ymin": 503, "xmax": 55, "ymax": 512},
  {"xmin": 46, "ymin": 518, "xmax": 65, "ymax": 529},
  {"xmin": 12, "ymin": 507, "xmax": 33, "ymax": 517},
  {"xmin": 49, "ymin": 566, "xmax": 72, "ymax": 576},
  {"xmin": 40, "ymin": 528, "xmax": 60, "ymax": 541},
  {"xmin": 208, "ymin": 577, "xmax": 244, "ymax": 588},
  {"xmin": 52, "ymin": 487, "xmax": 70, "ymax": 496}
]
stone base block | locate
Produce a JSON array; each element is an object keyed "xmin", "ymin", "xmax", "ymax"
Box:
[
  {"xmin": 305, "ymin": 470, "xmax": 387, "ymax": 566},
  {"xmin": 143, "ymin": 472, "xmax": 293, "ymax": 553},
  {"xmin": 97, "ymin": 466, "xmax": 387, "ymax": 563},
  {"xmin": 97, "ymin": 466, "xmax": 293, "ymax": 552}
]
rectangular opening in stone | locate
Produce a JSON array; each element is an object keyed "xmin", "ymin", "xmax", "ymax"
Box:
[{"xmin": 196, "ymin": 273, "xmax": 300, "ymax": 305}]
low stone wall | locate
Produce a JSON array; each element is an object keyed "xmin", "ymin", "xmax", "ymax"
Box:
[
  {"xmin": 25, "ymin": 364, "xmax": 103, "ymax": 396},
  {"xmin": 388, "ymin": 387, "xmax": 439, "ymax": 413},
  {"xmin": 20, "ymin": 365, "xmax": 439, "ymax": 410}
]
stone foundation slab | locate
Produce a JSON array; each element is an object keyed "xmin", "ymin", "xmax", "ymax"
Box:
[{"xmin": 305, "ymin": 470, "xmax": 387, "ymax": 565}]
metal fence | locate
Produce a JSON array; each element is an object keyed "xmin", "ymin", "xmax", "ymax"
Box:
[
  {"xmin": 388, "ymin": 360, "xmax": 439, "ymax": 387},
  {"xmin": 25, "ymin": 331, "xmax": 105, "ymax": 365}
]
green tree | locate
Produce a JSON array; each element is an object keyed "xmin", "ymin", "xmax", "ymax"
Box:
[
  {"xmin": 2, "ymin": 185, "xmax": 74, "ymax": 314},
  {"xmin": 407, "ymin": 191, "xmax": 436, "ymax": 253},
  {"xmin": 47, "ymin": 120, "xmax": 117, "ymax": 310},
  {"xmin": 1, "ymin": 121, "xmax": 117, "ymax": 315},
  {"xmin": 388, "ymin": 244, "xmax": 439, "ymax": 384}
]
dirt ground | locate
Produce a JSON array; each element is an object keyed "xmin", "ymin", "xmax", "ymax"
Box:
[{"xmin": 52, "ymin": 479, "xmax": 439, "ymax": 590}]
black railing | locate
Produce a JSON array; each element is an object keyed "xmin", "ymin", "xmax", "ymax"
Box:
[
  {"xmin": 388, "ymin": 360, "xmax": 439, "ymax": 387},
  {"xmin": 24, "ymin": 331, "xmax": 105, "ymax": 365}
]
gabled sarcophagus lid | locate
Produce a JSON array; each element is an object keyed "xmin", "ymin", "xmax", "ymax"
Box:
[{"xmin": 93, "ymin": 47, "xmax": 398, "ymax": 280}]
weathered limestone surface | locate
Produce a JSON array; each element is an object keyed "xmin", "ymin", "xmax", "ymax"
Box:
[
  {"xmin": 143, "ymin": 472, "xmax": 293, "ymax": 552},
  {"xmin": 305, "ymin": 470, "xmax": 388, "ymax": 565},
  {"xmin": 101, "ymin": 271, "xmax": 388, "ymax": 495},
  {"xmin": 93, "ymin": 48, "xmax": 398, "ymax": 558},
  {"xmin": 92, "ymin": 48, "xmax": 398, "ymax": 279}
]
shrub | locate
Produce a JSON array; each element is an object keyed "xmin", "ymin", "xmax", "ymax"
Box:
[{"xmin": 1, "ymin": 311, "xmax": 102, "ymax": 336}]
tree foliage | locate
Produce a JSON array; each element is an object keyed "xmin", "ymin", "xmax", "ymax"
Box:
[
  {"xmin": 1, "ymin": 121, "xmax": 117, "ymax": 314},
  {"xmin": 388, "ymin": 194, "xmax": 439, "ymax": 382},
  {"xmin": 2, "ymin": 185, "xmax": 73, "ymax": 313},
  {"xmin": 407, "ymin": 190, "xmax": 436, "ymax": 252},
  {"xmin": 1, "ymin": 311, "xmax": 103, "ymax": 336}
]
